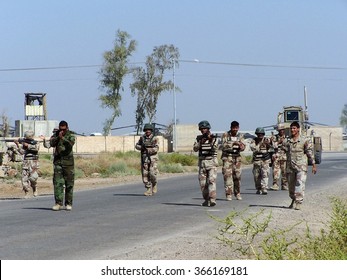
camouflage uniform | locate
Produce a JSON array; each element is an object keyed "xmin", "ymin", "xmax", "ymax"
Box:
[
  {"xmin": 221, "ymin": 126, "xmax": 245, "ymax": 200},
  {"xmin": 49, "ymin": 123, "xmax": 75, "ymax": 209},
  {"xmin": 135, "ymin": 124, "xmax": 159, "ymax": 196},
  {"xmin": 193, "ymin": 120, "xmax": 218, "ymax": 207},
  {"xmin": 270, "ymin": 130, "xmax": 288, "ymax": 191},
  {"xmin": 283, "ymin": 134, "xmax": 315, "ymax": 208},
  {"xmin": 16, "ymin": 131, "xmax": 40, "ymax": 198},
  {"xmin": 250, "ymin": 128, "xmax": 273, "ymax": 195}
]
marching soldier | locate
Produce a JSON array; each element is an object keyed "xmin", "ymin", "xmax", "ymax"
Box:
[
  {"xmin": 250, "ymin": 127, "xmax": 273, "ymax": 195},
  {"xmin": 283, "ymin": 121, "xmax": 317, "ymax": 210},
  {"xmin": 14, "ymin": 130, "xmax": 40, "ymax": 198},
  {"xmin": 221, "ymin": 121, "xmax": 246, "ymax": 201},
  {"xmin": 270, "ymin": 124, "xmax": 288, "ymax": 191},
  {"xmin": 193, "ymin": 120, "xmax": 218, "ymax": 207},
  {"xmin": 135, "ymin": 123, "xmax": 159, "ymax": 196}
]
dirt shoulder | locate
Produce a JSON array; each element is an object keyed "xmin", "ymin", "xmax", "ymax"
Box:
[{"xmin": 0, "ymin": 172, "xmax": 188, "ymax": 200}]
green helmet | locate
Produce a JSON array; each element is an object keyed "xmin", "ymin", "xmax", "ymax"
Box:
[
  {"xmin": 255, "ymin": 127, "xmax": 265, "ymax": 135},
  {"xmin": 143, "ymin": 123, "xmax": 153, "ymax": 131},
  {"xmin": 198, "ymin": 120, "xmax": 211, "ymax": 129}
]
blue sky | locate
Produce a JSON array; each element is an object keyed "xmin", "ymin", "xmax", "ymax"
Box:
[{"xmin": 1, "ymin": 0, "xmax": 347, "ymax": 135}]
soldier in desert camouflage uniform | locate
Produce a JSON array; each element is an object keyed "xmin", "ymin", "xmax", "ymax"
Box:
[
  {"xmin": 193, "ymin": 120, "xmax": 218, "ymax": 207},
  {"xmin": 49, "ymin": 121, "xmax": 75, "ymax": 211},
  {"xmin": 250, "ymin": 127, "xmax": 273, "ymax": 195},
  {"xmin": 135, "ymin": 123, "xmax": 159, "ymax": 196},
  {"xmin": 282, "ymin": 121, "xmax": 317, "ymax": 210},
  {"xmin": 14, "ymin": 130, "xmax": 40, "ymax": 198},
  {"xmin": 270, "ymin": 124, "xmax": 288, "ymax": 191},
  {"xmin": 221, "ymin": 121, "xmax": 245, "ymax": 201}
]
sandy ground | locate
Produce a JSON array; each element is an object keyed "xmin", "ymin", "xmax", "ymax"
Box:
[{"xmin": 1, "ymin": 173, "xmax": 347, "ymax": 259}]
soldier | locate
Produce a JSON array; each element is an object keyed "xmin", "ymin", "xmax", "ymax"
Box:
[
  {"xmin": 49, "ymin": 121, "xmax": 75, "ymax": 211},
  {"xmin": 270, "ymin": 124, "xmax": 288, "ymax": 191},
  {"xmin": 135, "ymin": 123, "xmax": 159, "ymax": 196},
  {"xmin": 193, "ymin": 120, "xmax": 218, "ymax": 207},
  {"xmin": 221, "ymin": 121, "xmax": 246, "ymax": 201},
  {"xmin": 283, "ymin": 121, "xmax": 317, "ymax": 210},
  {"xmin": 14, "ymin": 130, "xmax": 40, "ymax": 198},
  {"xmin": 250, "ymin": 127, "xmax": 273, "ymax": 195}
]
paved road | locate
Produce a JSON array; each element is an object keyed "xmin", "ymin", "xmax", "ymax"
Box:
[{"xmin": 1, "ymin": 152, "xmax": 346, "ymax": 259}]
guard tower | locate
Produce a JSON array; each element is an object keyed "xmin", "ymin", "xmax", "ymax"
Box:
[{"xmin": 24, "ymin": 93, "xmax": 47, "ymax": 120}]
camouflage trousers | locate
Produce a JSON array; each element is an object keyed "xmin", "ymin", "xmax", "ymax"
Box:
[
  {"xmin": 272, "ymin": 158, "xmax": 288, "ymax": 188},
  {"xmin": 21, "ymin": 159, "xmax": 39, "ymax": 193},
  {"xmin": 252, "ymin": 159, "xmax": 271, "ymax": 191},
  {"xmin": 198, "ymin": 158, "xmax": 218, "ymax": 201},
  {"xmin": 141, "ymin": 158, "xmax": 158, "ymax": 189},
  {"xmin": 287, "ymin": 169, "xmax": 307, "ymax": 203},
  {"xmin": 53, "ymin": 164, "xmax": 75, "ymax": 206},
  {"xmin": 222, "ymin": 155, "xmax": 242, "ymax": 196}
]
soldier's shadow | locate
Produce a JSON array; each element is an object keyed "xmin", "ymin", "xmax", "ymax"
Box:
[{"xmin": 248, "ymin": 204, "xmax": 289, "ymax": 209}]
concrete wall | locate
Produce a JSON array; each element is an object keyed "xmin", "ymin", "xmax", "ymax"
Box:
[
  {"xmin": 17, "ymin": 123, "xmax": 343, "ymax": 154},
  {"xmin": 39, "ymin": 135, "xmax": 168, "ymax": 154},
  {"xmin": 307, "ymin": 126, "xmax": 343, "ymax": 151}
]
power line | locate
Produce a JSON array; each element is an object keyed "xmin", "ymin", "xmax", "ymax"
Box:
[
  {"xmin": 180, "ymin": 59, "xmax": 347, "ymax": 70},
  {"xmin": 0, "ymin": 64, "xmax": 101, "ymax": 72},
  {"xmin": 1, "ymin": 60, "xmax": 346, "ymax": 73}
]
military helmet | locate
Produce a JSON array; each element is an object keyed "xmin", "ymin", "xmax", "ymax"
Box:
[
  {"xmin": 143, "ymin": 123, "xmax": 153, "ymax": 131},
  {"xmin": 255, "ymin": 127, "xmax": 265, "ymax": 135},
  {"xmin": 24, "ymin": 130, "xmax": 35, "ymax": 139},
  {"xmin": 277, "ymin": 123, "xmax": 285, "ymax": 131},
  {"xmin": 198, "ymin": 120, "xmax": 211, "ymax": 130}
]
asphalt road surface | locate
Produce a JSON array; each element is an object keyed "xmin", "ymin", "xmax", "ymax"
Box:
[{"xmin": 1, "ymin": 152, "xmax": 346, "ymax": 260}]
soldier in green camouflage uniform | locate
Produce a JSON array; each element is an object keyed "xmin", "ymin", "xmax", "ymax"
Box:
[
  {"xmin": 49, "ymin": 121, "xmax": 75, "ymax": 211},
  {"xmin": 193, "ymin": 120, "xmax": 218, "ymax": 207},
  {"xmin": 282, "ymin": 121, "xmax": 317, "ymax": 210},
  {"xmin": 270, "ymin": 124, "xmax": 288, "ymax": 191},
  {"xmin": 221, "ymin": 121, "xmax": 246, "ymax": 201},
  {"xmin": 250, "ymin": 127, "xmax": 273, "ymax": 195},
  {"xmin": 15, "ymin": 130, "xmax": 40, "ymax": 198},
  {"xmin": 135, "ymin": 123, "xmax": 159, "ymax": 196}
]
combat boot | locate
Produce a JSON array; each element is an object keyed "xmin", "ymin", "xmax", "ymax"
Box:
[
  {"xmin": 65, "ymin": 205, "xmax": 72, "ymax": 211},
  {"xmin": 295, "ymin": 202, "xmax": 301, "ymax": 210},
  {"xmin": 226, "ymin": 195, "xmax": 232, "ymax": 201},
  {"xmin": 281, "ymin": 186, "xmax": 289, "ymax": 191},
  {"xmin": 201, "ymin": 200, "xmax": 210, "ymax": 207},
  {"xmin": 52, "ymin": 204, "xmax": 63, "ymax": 211},
  {"xmin": 24, "ymin": 191, "xmax": 30, "ymax": 199},
  {"xmin": 261, "ymin": 189, "xmax": 268, "ymax": 195},
  {"xmin": 256, "ymin": 190, "xmax": 261, "ymax": 195},
  {"xmin": 144, "ymin": 188, "xmax": 152, "ymax": 196},
  {"xmin": 270, "ymin": 184, "xmax": 279, "ymax": 191},
  {"xmin": 289, "ymin": 199, "xmax": 295, "ymax": 209},
  {"xmin": 152, "ymin": 184, "xmax": 158, "ymax": 194},
  {"xmin": 210, "ymin": 199, "xmax": 217, "ymax": 207},
  {"xmin": 236, "ymin": 193, "xmax": 242, "ymax": 200},
  {"xmin": 33, "ymin": 189, "xmax": 38, "ymax": 197}
]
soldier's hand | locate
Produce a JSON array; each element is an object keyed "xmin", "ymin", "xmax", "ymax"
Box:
[{"xmin": 312, "ymin": 164, "xmax": 317, "ymax": 174}]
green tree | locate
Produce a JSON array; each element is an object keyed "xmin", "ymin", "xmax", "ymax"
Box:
[
  {"xmin": 99, "ymin": 30, "xmax": 137, "ymax": 135},
  {"xmin": 130, "ymin": 44, "xmax": 180, "ymax": 134},
  {"xmin": 340, "ymin": 104, "xmax": 347, "ymax": 132}
]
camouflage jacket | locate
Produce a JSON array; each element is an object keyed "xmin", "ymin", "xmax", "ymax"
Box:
[
  {"xmin": 270, "ymin": 134, "xmax": 287, "ymax": 161},
  {"xmin": 283, "ymin": 135, "xmax": 315, "ymax": 172},
  {"xmin": 193, "ymin": 133, "xmax": 218, "ymax": 160},
  {"xmin": 221, "ymin": 131, "xmax": 245, "ymax": 157},
  {"xmin": 249, "ymin": 137, "xmax": 273, "ymax": 162},
  {"xmin": 17, "ymin": 140, "xmax": 40, "ymax": 160},
  {"xmin": 49, "ymin": 130, "xmax": 75, "ymax": 166},
  {"xmin": 135, "ymin": 133, "xmax": 159, "ymax": 160}
]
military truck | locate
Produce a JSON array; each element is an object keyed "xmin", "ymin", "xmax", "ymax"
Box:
[{"xmin": 276, "ymin": 103, "xmax": 322, "ymax": 165}]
